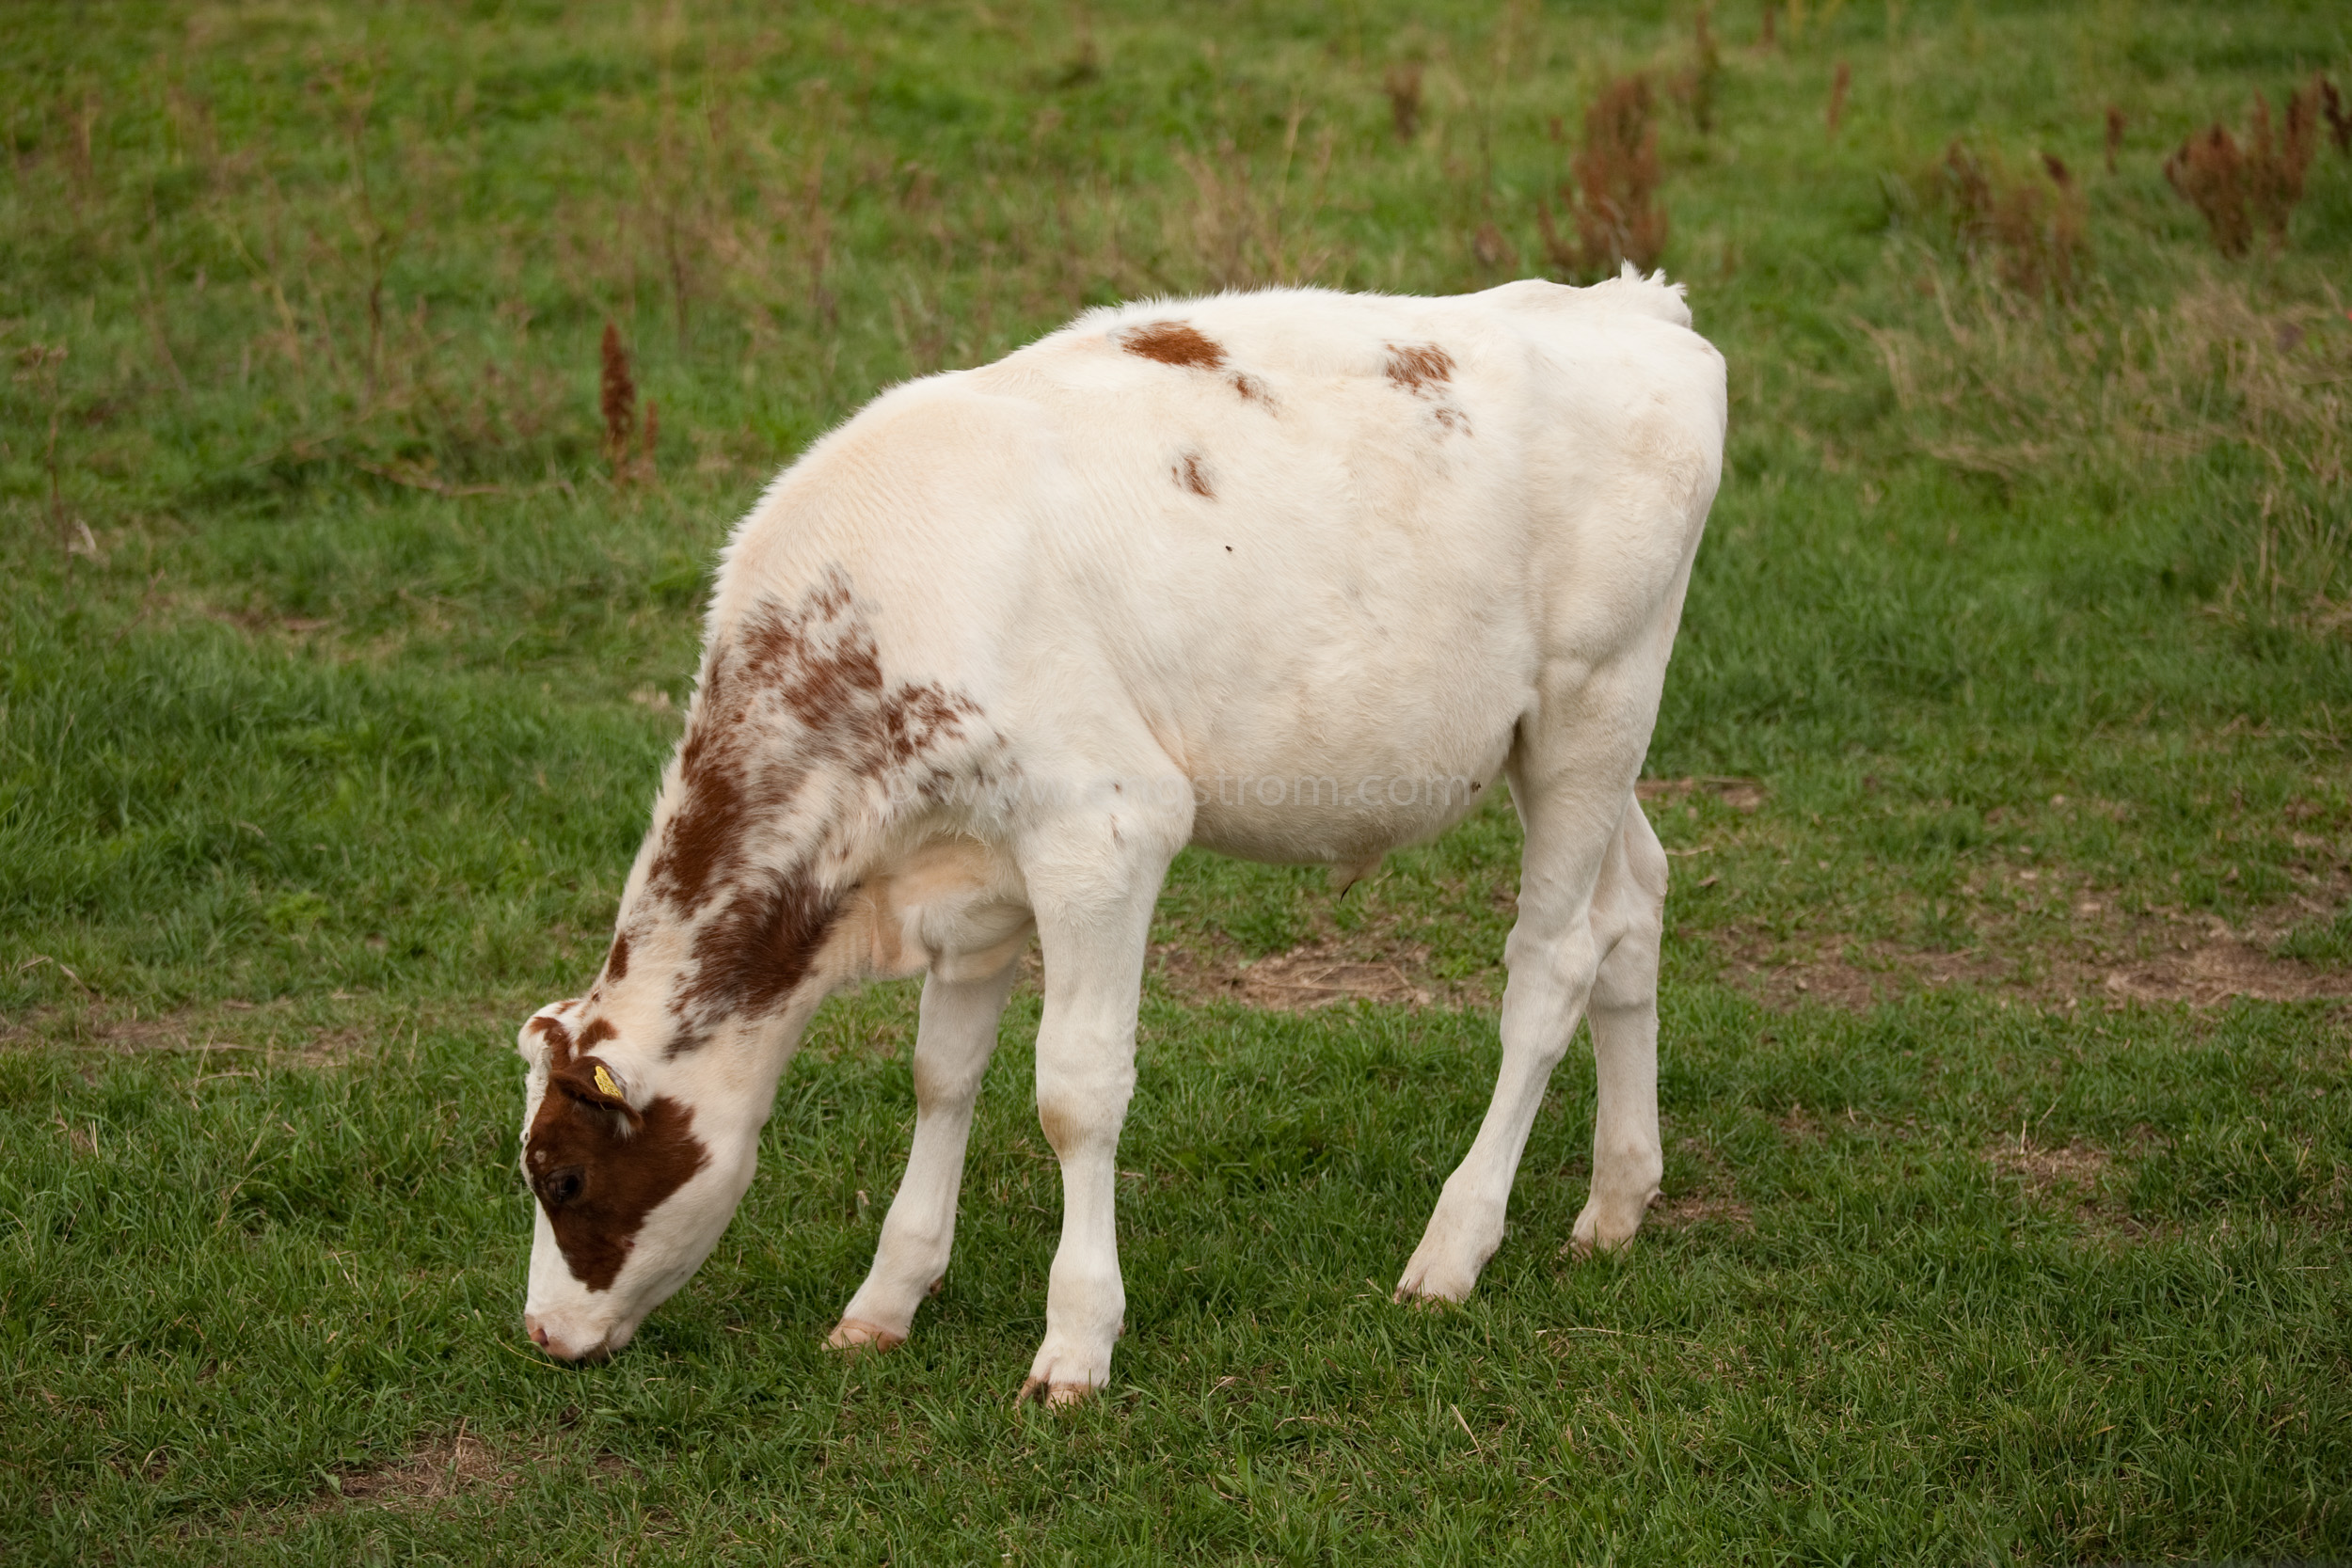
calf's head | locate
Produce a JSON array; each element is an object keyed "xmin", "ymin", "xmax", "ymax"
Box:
[{"xmin": 512, "ymin": 998, "xmax": 757, "ymax": 1360}]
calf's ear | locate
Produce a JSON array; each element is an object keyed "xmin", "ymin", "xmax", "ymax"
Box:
[
  {"xmin": 516, "ymin": 999, "xmax": 584, "ymax": 1066},
  {"xmin": 553, "ymin": 1056, "xmax": 634, "ymax": 1113}
]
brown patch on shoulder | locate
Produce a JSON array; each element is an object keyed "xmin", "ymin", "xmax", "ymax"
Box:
[
  {"xmin": 1384, "ymin": 341, "xmax": 1454, "ymax": 394},
  {"xmin": 525, "ymin": 1059, "xmax": 709, "ymax": 1291},
  {"xmin": 1123, "ymin": 320, "xmax": 1228, "ymax": 370},
  {"xmin": 650, "ymin": 575, "xmax": 982, "ymax": 918},
  {"xmin": 636, "ymin": 571, "xmax": 985, "ymax": 1041},
  {"xmin": 1175, "ymin": 451, "xmax": 1214, "ymax": 498},
  {"xmin": 1230, "ymin": 372, "xmax": 1270, "ymax": 403},
  {"xmin": 674, "ymin": 869, "xmax": 843, "ymax": 1035}
]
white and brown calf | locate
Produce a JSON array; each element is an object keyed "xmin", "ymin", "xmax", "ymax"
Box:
[{"xmin": 514, "ymin": 269, "xmax": 1726, "ymax": 1401}]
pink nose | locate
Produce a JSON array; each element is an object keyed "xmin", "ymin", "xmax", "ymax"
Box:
[{"xmin": 524, "ymin": 1314, "xmax": 607, "ymax": 1362}]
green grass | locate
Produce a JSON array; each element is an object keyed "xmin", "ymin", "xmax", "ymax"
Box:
[{"xmin": 5, "ymin": 0, "xmax": 2350, "ymax": 1561}]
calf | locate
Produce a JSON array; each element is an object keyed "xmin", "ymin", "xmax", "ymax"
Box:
[{"xmin": 514, "ymin": 268, "xmax": 1725, "ymax": 1401}]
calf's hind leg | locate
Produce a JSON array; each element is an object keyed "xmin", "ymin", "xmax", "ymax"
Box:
[
  {"xmin": 1395, "ymin": 778, "xmax": 1664, "ymax": 1303},
  {"xmin": 830, "ymin": 962, "xmax": 1021, "ymax": 1351},
  {"xmin": 1570, "ymin": 804, "xmax": 1668, "ymax": 1256}
]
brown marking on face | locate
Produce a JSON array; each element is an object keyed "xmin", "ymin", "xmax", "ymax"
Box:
[
  {"xmin": 1384, "ymin": 342, "xmax": 1454, "ymax": 394},
  {"xmin": 526, "ymin": 1060, "xmax": 709, "ymax": 1292},
  {"xmin": 604, "ymin": 931, "xmax": 630, "ymax": 984},
  {"xmin": 1175, "ymin": 451, "xmax": 1214, "ymax": 498},
  {"xmin": 1122, "ymin": 321, "xmax": 1227, "ymax": 370}
]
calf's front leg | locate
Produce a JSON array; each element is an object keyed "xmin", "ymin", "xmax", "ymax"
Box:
[
  {"xmin": 830, "ymin": 962, "xmax": 1019, "ymax": 1351},
  {"xmin": 1015, "ymin": 816, "xmax": 1171, "ymax": 1404}
]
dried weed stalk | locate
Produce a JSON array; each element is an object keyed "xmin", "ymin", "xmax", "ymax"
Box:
[
  {"xmin": 1827, "ymin": 60, "xmax": 1851, "ymax": 135},
  {"xmin": 2165, "ymin": 79, "xmax": 2325, "ymax": 257},
  {"xmin": 1670, "ymin": 7, "xmax": 1722, "ymax": 135},
  {"xmin": 598, "ymin": 321, "xmax": 657, "ymax": 486},
  {"xmin": 1383, "ymin": 62, "xmax": 1424, "ymax": 142},
  {"xmin": 1537, "ymin": 76, "xmax": 1668, "ymax": 281},
  {"xmin": 1920, "ymin": 142, "xmax": 2088, "ymax": 299},
  {"xmin": 2104, "ymin": 105, "xmax": 2125, "ymax": 173}
]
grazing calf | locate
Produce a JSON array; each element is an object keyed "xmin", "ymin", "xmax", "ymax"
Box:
[{"xmin": 514, "ymin": 268, "xmax": 1725, "ymax": 1401}]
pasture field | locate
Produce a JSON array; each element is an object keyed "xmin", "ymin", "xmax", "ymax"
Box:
[{"xmin": 5, "ymin": 1, "xmax": 2351, "ymax": 1561}]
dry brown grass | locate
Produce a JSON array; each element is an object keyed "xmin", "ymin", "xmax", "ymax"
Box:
[{"xmin": 1866, "ymin": 274, "xmax": 2350, "ymax": 634}]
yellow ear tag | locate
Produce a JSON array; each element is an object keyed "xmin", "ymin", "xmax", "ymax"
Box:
[{"xmin": 592, "ymin": 1064, "xmax": 623, "ymax": 1101}]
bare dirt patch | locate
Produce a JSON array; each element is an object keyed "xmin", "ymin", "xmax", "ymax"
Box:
[
  {"xmin": 1155, "ymin": 936, "xmax": 1440, "ymax": 1010},
  {"xmin": 1637, "ymin": 775, "xmax": 1768, "ymax": 814},
  {"xmin": 1646, "ymin": 1190, "xmax": 1755, "ymax": 1232},
  {"xmin": 336, "ymin": 1431, "xmax": 515, "ymax": 1507},
  {"xmin": 1714, "ymin": 895, "xmax": 2352, "ymax": 1013},
  {"xmin": 325, "ymin": 1431, "xmax": 634, "ymax": 1514},
  {"xmin": 1152, "ymin": 926, "xmax": 1486, "ymax": 1012},
  {"xmin": 1987, "ymin": 1135, "xmax": 2113, "ymax": 1197}
]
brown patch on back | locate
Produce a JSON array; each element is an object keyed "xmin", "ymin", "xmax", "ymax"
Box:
[
  {"xmin": 1175, "ymin": 451, "xmax": 1214, "ymax": 498},
  {"xmin": 1123, "ymin": 321, "xmax": 1228, "ymax": 370},
  {"xmin": 525, "ymin": 1058, "xmax": 709, "ymax": 1291},
  {"xmin": 1230, "ymin": 372, "xmax": 1270, "ymax": 403},
  {"xmin": 1384, "ymin": 342, "xmax": 1454, "ymax": 394}
]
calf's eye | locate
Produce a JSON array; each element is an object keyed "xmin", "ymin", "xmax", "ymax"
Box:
[{"xmin": 542, "ymin": 1166, "xmax": 586, "ymax": 1209}]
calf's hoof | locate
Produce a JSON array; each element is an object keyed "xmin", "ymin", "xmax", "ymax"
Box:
[
  {"xmin": 1566, "ymin": 1191, "xmax": 1656, "ymax": 1259},
  {"xmin": 1392, "ymin": 1233, "xmax": 1488, "ymax": 1305},
  {"xmin": 826, "ymin": 1318, "xmax": 906, "ymax": 1353},
  {"xmin": 1016, "ymin": 1377, "xmax": 1094, "ymax": 1407}
]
